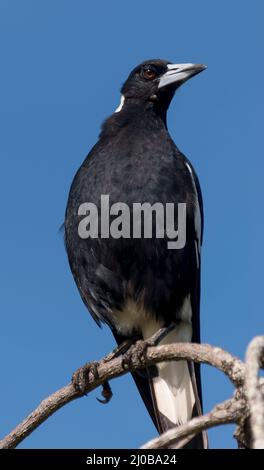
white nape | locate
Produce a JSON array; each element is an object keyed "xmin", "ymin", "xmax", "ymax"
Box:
[{"xmin": 115, "ymin": 95, "xmax": 125, "ymax": 113}]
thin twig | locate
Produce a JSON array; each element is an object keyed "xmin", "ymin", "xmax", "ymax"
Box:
[{"xmin": 141, "ymin": 398, "xmax": 245, "ymax": 449}]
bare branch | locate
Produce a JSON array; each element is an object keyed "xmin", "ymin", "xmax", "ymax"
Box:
[
  {"xmin": 245, "ymin": 336, "xmax": 264, "ymax": 449},
  {"xmin": 0, "ymin": 340, "xmax": 248, "ymax": 449},
  {"xmin": 146, "ymin": 343, "xmax": 245, "ymax": 387},
  {"xmin": 0, "ymin": 384, "xmax": 78, "ymax": 449},
  {"xmin": 141, "ymin": 397, "xmax": 245, "ymax": 449}
]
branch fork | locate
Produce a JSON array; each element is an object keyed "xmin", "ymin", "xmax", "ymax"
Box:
[{"xmin": 0, "ymin": 335, "xmax": 263, "ymax": 449}]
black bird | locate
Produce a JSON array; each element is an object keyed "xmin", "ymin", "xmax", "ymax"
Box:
[{"xmin": 65, "ymin": 59, "xmax": 207, "ymax": 448}]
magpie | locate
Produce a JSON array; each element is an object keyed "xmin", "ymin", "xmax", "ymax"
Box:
[{"xmin": 65, "ymin": 59, "xmax": 207, "ymax": 448}]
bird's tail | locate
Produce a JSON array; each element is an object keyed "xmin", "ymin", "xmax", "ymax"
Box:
[{"xmin": 143, "ymin": 322, "xmax": 208, "ymax": 449}]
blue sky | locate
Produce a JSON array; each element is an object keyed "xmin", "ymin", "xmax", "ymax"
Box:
[{"xmin": 0, "ymin": 0, "xmax": 263, "ymax": 449}]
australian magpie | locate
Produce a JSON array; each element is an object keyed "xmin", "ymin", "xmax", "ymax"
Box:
[{"xmin": 65, "ymin": 59, "xmax": 207, "ymax": 448}]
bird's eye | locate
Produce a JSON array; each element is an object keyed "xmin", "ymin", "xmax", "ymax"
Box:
[{"xmin": 142, "ymin": 67, "xmax": 157, "ymax": 80}]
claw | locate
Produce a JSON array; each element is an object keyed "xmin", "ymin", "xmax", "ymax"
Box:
[{"xmin": 96, "ymin": 381, "xmax": 113, "ymax": 404}]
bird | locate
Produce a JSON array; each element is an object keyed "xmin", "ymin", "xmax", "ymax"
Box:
[{"xmin": 64, "ymin": 59, "xmax": 207, "ymax": 448}]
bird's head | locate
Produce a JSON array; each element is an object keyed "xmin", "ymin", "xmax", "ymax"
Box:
[{"xmin": 116, "ymin": 59, "xmax": 206, "ymax": 118}]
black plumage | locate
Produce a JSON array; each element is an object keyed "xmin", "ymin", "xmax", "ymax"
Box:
[{"xmin": 65, "ymin": 59, "xmax": 207, "ymax": 448}]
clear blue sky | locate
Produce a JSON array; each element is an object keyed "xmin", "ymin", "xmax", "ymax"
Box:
[{"xmin": 0, "ymin": 0, "xmax": 263, "ymax": 449}]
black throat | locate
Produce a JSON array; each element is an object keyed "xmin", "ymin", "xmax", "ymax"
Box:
[{"xmin": 99, "ymin": 95, "xmax": 172, "ymax": 141}]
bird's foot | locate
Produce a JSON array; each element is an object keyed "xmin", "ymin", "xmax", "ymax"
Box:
[
  {"xmin": 121, "ymin": 324, "xmax": 177, "ymax": 372},
  {"xmin": 122, "ymin": 339, "xmax": 149, "ymax": 370},
  {"xmin": 96, "ymin": 381, "xmax": 113, "ymax": 404},
  {"xmin": 72, "ymin": 361, "xmax": 99, "ymax": 395}
]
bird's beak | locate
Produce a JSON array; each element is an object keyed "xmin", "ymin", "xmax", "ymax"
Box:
[{"xmin": 158, "ymin": 63, "xmax": 207, "ymax": 89}]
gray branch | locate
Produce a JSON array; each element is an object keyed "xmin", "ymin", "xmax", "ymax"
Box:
[
  {"xmin": 0, "ymin": 337, "xmax": 262, "ymax": 449},
  {"xmin": 141, "ymin": 398, "xmax": 245, "ymax": 449},
  {"xmin": 245, "ymin": 336, "xmax": 264, "ymax": 449}
]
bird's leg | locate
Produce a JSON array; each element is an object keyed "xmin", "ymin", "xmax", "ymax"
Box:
[
  {"xmin": 72, "ymin": 324, "xmax": 176, "ymax": 397},
  {"xmin": 147, "ymin": 322, "xmax": 177, "ymax": 347},
  {"xmin": 102, "ymin": 336, "xmax": 141, "ymax": 363},
  {"xmin": 72, "ymin": 361, "xmax": 99, "ymax": 395},
  {"xmin": 122, "ymin": 322, "xmax": 177, "ymax": 370}
]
